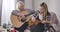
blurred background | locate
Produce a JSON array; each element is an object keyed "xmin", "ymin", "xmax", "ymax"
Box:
[{"xmin": 0, "ymin": 0, "xmax": 60, "ymax": 32}]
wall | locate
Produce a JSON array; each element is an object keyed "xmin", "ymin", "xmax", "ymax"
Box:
[
  {"xmin": 1, "ymin": 0, "xmax": 15, "ymax": 25},
  {"xmin": 25, "ymin": 0, "xmax": 33, "ymax": 9}
]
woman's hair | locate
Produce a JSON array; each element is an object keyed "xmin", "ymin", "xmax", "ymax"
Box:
[
  {"xmin": 40, "ymin": 2, "xmax": 50, "ymax": 16},
  {"xmin": 40, "ymin": 2, "xmax": 50, "ymax": 20},
  {"xmin": 16, "ymin": 1, "xmax": 24, "ymax": 11}
]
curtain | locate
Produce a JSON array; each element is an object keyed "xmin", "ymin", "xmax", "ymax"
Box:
[{"xmin": 1, "ymin": 0, "xmax": 15, "ymax": 25}]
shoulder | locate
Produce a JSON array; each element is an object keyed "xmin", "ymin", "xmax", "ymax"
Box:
[
  {"xmin": 12, "ymin": 10, "xmax": 20, "ymax": 14},
  {"xmin": 50, "ymin": 12, "xmax": 56, "ymax": 16},
  {"xmin": 12, "ymin": 10, "xmax": 18, "ymax": 12},
  {"xmin": 11, "ymin": 10, "xmax": 19, "ymax": 15}
]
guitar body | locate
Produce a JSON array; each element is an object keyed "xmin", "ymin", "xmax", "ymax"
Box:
[
  {"xmin": 11, "ymin": 15, "xmax": 25, "ymax": 28},
  {"xmin": 10, "ymin": 11, "xmax": 31, "ymax": 28}
]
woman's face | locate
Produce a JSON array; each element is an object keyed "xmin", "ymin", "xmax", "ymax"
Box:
[
  {"xmin": 18, "ymin": 3, "xmax": 24, "ymax": 10},
  {"xmin": 39, "ymin": 6, "xmax": 45, "ymax": 13}
]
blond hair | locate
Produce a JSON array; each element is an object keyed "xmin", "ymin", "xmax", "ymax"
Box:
[{"xmin": 16, "ymin": 1, "xmax": 24, "ymax": 11}]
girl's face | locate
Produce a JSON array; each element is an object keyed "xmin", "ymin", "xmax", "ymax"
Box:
[{"xmin": 39, "ymin": 6, "xmax": 45, "ymax": 13}]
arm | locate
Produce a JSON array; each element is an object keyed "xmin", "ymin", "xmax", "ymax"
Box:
[
  {"xmin": 11, "ymin": 10, "xmax": 19, "ymax": 16},
  {"xmin": 51, "ymin": 12, "xmax": 59, "ymax": 32},
  {"xmin": 51, "ymin": 13, "xmax": 59, "ymax": 25}
]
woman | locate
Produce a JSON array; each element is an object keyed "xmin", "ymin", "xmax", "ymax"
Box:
[{"xmin": 30, "ymin": 2, "xmax": 59, "ymax": 32}]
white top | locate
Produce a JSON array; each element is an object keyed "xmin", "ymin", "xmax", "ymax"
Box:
[{"xmin": 39, "ymin": 13, "xmax": 43, "ymax": 21}]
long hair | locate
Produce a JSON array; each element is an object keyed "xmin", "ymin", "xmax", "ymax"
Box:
[
  {"xmin": 16, "ymin": 1, "xmax": 24, "ymax": 11},
  {"xmin": 40, "ymin": 2, "xmax": 50, "ymax": 20}
]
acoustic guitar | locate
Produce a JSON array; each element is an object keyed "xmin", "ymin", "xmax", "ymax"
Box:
[{"xmin": 10, "ymin": 11, "xmax": 32, "ymax": 28}]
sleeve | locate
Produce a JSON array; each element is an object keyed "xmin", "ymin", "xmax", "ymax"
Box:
[
  {"xmin": 51, "ymin": 13, "xmax": 59, "ymax": 32},
  {"xmin": 11, "ymin": 10, "xmax": 19, "ymax": 16},
  {"xmin": 52, "ymin": 13, "xmax": 59, "ymax": 25}
]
